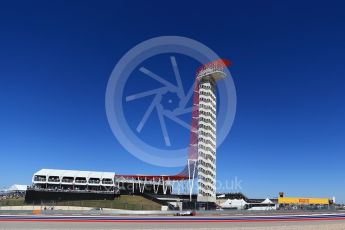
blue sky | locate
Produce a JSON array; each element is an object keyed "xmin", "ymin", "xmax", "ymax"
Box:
[{"xmin": 0, "ymin": 1, "xmax": 345, "ymax": 202}]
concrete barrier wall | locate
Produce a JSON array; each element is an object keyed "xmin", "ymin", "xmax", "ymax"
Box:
[{"xmin": 0, "ymin": 205, "xmax": 97, "ymax": 211}]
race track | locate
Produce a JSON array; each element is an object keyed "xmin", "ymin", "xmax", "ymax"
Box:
[{"xmin": 1, "ymin": 213, "xmax": 345, "ymax": 229}]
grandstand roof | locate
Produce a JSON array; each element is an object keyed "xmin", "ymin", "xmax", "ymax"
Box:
[{"xmin": 33, "ymin": 169, "xmax": 115, "ymax": 179}]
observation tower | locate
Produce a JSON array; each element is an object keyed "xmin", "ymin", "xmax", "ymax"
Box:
[{"xmin": 194, "ymin": 59, "xmax": 230, "ymax": 202}]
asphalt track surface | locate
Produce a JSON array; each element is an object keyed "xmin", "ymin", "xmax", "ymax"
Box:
[{"xmin": 1, "ymin": 213, "xmax": 345, "ymax": 229}]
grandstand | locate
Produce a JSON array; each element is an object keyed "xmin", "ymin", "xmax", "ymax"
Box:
[
  {"xmin": 25, "ymin": 169, "xmax": 118, "ymax": 202},
  {"xmin": 25, "ymin": 169, "xmax": 174, "ymax": 203}
]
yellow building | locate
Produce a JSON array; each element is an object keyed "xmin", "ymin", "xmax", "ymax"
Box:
[{"xmin": 278, "ymin": 197, "xmax": 330, "ymax": 205}]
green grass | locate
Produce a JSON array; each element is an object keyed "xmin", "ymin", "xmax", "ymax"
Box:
[
  {"xmin": 0, "ymin": 195, "xmax": 161, "ymax": 210},
  {"xmin": 0, "ymin": 198, "xmax": 25, "ymax": 206}
]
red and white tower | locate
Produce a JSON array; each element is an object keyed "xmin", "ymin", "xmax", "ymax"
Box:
[
  {"xmin": 169, "ymin": 59, "xmax": 231, "ymax": 202},
  {"xmin": 195, "ymin": 59, "xmax": 230, "ymax": 202}
]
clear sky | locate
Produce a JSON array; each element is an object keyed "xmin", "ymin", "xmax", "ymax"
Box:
[{"xmin": 0, "ymin": 1, "xmax": 344, "ymax": 202}]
